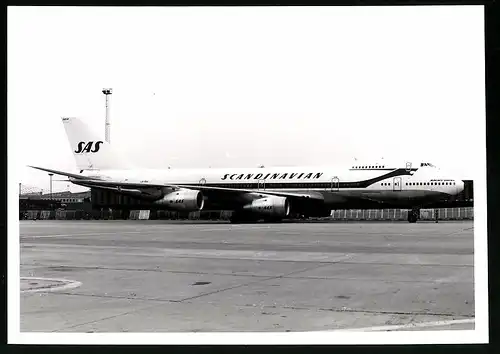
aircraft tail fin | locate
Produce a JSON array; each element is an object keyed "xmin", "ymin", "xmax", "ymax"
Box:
[{"xmin": 61, "ymin": 117, "xmax": 132, "ymax": 171}]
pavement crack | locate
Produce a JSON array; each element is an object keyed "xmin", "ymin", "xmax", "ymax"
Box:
[
  {"xmin": 51, "ymin": 303, "xmax": 164, "ymax": 332},
  {"xmin": 178, "ymin": 259, "xmax": 344, "ymax": 302}
]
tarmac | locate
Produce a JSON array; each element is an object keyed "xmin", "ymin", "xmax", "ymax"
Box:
[{"xmin": 19, "ymin": 220, "xmax": 475, "ymax": 332}]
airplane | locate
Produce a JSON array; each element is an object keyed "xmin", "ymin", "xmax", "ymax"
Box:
[{"xmin": 29, "ymin": 117, "xmax": 465, "ymax": 223}]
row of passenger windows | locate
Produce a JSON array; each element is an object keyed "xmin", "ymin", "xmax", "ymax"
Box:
[
  {"xmin": 406, "ymin": 182, "xmax": 455, "ymax": 186},
  {"xmin": 380, "ymin": 182, "xmax": 455, "ymax": 187}
]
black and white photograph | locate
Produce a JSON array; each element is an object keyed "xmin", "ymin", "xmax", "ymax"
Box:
[{"xmin": 8, "ymin": 5, "xmax": 488, "ymax": 344}]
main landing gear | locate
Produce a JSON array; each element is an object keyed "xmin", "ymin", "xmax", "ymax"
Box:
[
  {"xmin": 229, "ymin": 211, "xmax": 283, "ymax": 224},
  {"xmin": 229, "ymin": 211, "xmax": 258, "ymax": 224},
  {"xmin": 407, "ymin": 207, "xmax": 420, "ymax": 223}
]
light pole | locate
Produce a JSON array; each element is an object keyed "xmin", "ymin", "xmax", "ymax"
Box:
[
  {"xmin": 102, "ymin": 88, "xmax": 113, "ymax": 143},
  {"xmin": 48, "ymin": 173, "xmax": 53, "ymax": 200}
]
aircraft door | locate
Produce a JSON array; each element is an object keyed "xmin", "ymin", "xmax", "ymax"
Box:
[
  {"xmin": 199, "ymin": 178, "xmax": 206, "ymax": 186},
  {"xmin": 393, "ymin": 177, "xmax": 402, "ymax": 191},
  {"xmin": 406, "ymin": 162, "xmax": 412, "ymax": 172},
  {"xmin": 330, "ymin": 177, "xmax": 339, "ymax": 192},
  {"xmin": 257, "ymin": 179, "xmax": 265, "ymax": 190}
]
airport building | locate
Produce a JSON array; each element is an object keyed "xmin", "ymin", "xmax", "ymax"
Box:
[{"xmin": 19, "ymin": 189, "xmax": 92, "ymax": 219}]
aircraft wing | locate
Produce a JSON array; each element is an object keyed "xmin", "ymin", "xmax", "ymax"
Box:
[
  {"xmin": 76, "ymin": 179, "xmax": 324, "ymax": 201},
  {"xmin": 28, "ymin": 166, "xmax": 101, "ymax": 180},
  {"xmin": 176, "ymin": 184, "xmax": 325, "ymax": 201},
  {"xmin": 28, "ymin": 165, "xmax": 324, "ymax": 201}
]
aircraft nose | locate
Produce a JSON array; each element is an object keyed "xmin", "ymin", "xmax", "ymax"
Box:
[{"xmin": 456, "ymin": 179, "xmax": 464, "ymax": 193}]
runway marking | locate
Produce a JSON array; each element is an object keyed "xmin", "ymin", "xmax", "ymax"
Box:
[
  {"xmin": 21, "ymin": 226, "xmax": 274, "ymax": 238},
  {"xmin": 20, "ymin": 276, "xmax": 82, "ymax": 294},
  {"xmin": 199, "ymin": 226, "xmax": 273, "ymax": 232},
  {"xmin": 19, "ymin": 244, "xmax": 474, "ymax": 268},
  {"xmin": 330, "ymin": 318, "xmax": 475, "ymax": 332},
  {"xmin": 21, "ymin": 231, "xmax": 167, "ymax": 238}
]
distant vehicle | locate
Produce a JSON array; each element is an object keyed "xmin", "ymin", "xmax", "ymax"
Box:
[{"xmin": 29, "ymin": 117, "xmax": 464, "ymax": 223}]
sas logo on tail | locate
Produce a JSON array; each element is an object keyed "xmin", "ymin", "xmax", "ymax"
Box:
[{"xmin": 74, "ymin": 141, "xmax": 103, "ymax": 153}]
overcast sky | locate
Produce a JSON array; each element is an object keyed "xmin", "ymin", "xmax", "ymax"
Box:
[{"xmin": 8, "ymin": 6, "xmax": 485, "ymax": 192}]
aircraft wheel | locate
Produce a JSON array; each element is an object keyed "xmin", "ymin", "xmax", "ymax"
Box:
[
  {"xmin": 230, "ymin": 212, "xmax": 257, "ymax": 224},
  {"xmin": 407, "ymin": 209, "xmax": 419, "ymax": 223},
  {"xmin": 263, "ymin": 217, "xmax": 283, "ymax": 223}
]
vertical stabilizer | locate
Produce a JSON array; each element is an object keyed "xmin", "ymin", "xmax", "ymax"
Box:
[{"xmin": 62, "ymin": 117, "xmax": 132, "ymax": 171}]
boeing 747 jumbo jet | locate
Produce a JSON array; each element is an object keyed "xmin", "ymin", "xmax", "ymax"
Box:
[{"xmin": 29, "ymin": 117, "xmax": 465, "ymax": 223}]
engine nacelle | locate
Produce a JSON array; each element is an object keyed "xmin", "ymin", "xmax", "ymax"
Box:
[
  {"xmin": 243, "ymin": 196, "xmax": 291, "ymax": 217},
  {"xmin": 154, "ymin": 189, "xmax": 204, "ymax": 211}
]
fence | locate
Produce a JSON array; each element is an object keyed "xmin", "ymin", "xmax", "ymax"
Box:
[
  {"xmin": 20, "ymin": 207, "xmax": 474, "ymax": 221},
  {"xmin": 330, "ymin": 207, "xmax": 474, "ymax": 221}
]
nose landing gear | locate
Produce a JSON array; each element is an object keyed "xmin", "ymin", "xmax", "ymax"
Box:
[{"xmin": 408, "ymin": 208, "xmax": 420, "ymax": 223}]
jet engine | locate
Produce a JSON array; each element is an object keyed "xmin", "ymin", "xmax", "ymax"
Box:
[
  {"xmin": 154, "ymin": 189, "xmax": 205, "ymax": 211},
  {"xmin": 243, "ymin": 196, "xmax": 291, "ymax": 217}
]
